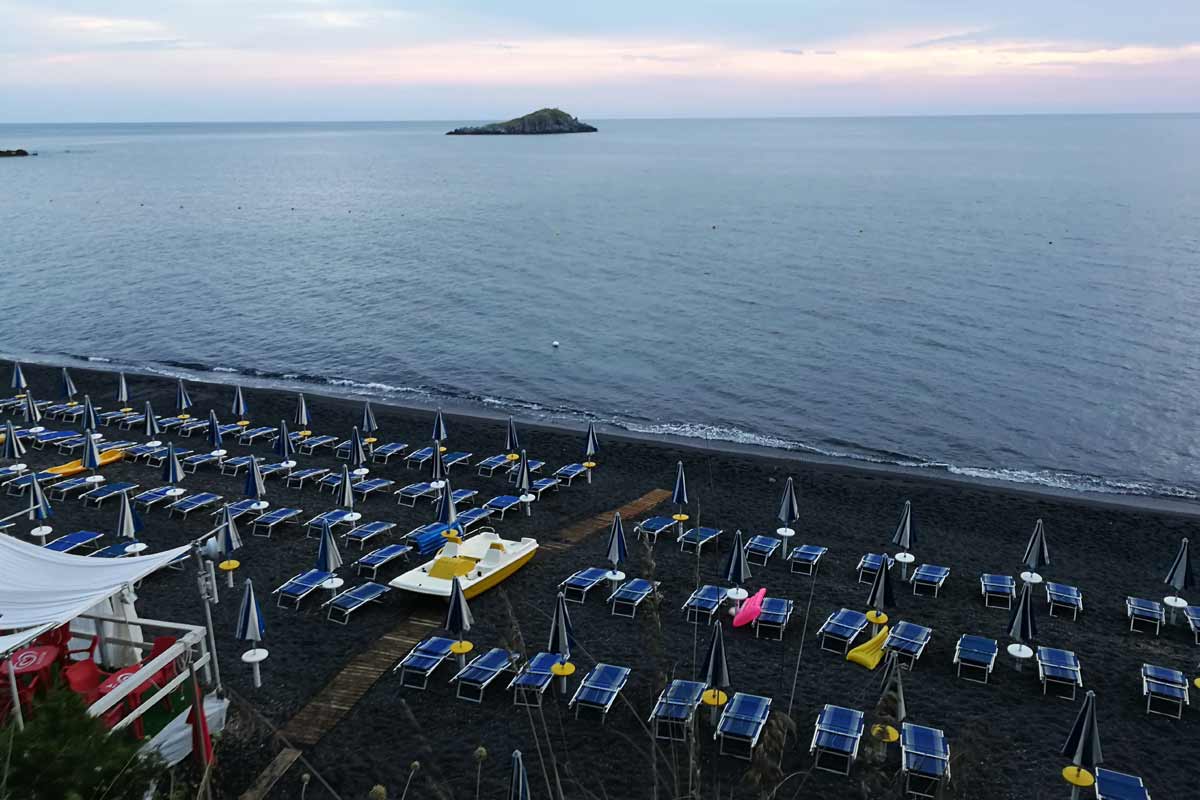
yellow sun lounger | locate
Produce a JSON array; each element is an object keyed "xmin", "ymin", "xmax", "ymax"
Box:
[
  {"xmin": 47, "ymin": 449, "xmax": 125, "ymax": 477},
  {"xmin": 846, "ymin": 626, "xmax": 889, "ymax": 670}
]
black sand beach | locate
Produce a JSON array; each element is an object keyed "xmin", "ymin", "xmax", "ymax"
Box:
[{"xmin": 2, "ymin": 363, "xmax": 1197, "ymax": 799}]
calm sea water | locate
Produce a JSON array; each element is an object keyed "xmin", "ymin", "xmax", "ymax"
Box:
[{"xmin": 2, "ymin": 117, "xmax": 1199, "ymax": 498}]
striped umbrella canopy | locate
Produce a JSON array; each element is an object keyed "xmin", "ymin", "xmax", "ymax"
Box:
[
  {"xmin": 215, "ymin": 504, "xmax": 243, "ymax": 556},
  {"xmin": 81, "ymin": 433, "xmax": 102, "ymax": 474},
  {"xmin": 231, "ymin": 385, "xmax": 248, "ymax": 419},
  {"xmin": 877, "ymin": 650, "xmax": 907, "ymax": 724},
  {"xmin": 547, "ymin": 591, "xmax": 573, "ymax": 660},
  {"xmin": 1061, "ymin": 690, "xmax": 1103, "ymax": 771},
  {"xmin": 347, "ymin": 426, "xmax": 367, "ymax": 469},
  {"xmin": 294, "ymin": 393, "xmax": 311, "ymax": 428},
  {"xmin": 207, "ymin": 410, "xmax": 223, "ymax": 450},
  {"xmin": 431, "ymin": 408, "xmax": 448, "ymax": 443},
  {"xmin": 504, "ymin": 416, "xmax": 520, "ymax": 455},
  {"xmin": 10, "ymin": 362, "xmax": 26, "ymax": 391},
  {"xmin": 23, "ymin": 392, "xmax": 41, "ymax": 425},
  {"xmin": 161, "ymin": 443, "xmax": 184, "ymax": 486},
  {"xmin": 1164, "ymin": 537, "xmax": 1193, "ymax": 593},
  {"xmin": 867, "ymin": 558, "xmax": 896, "ymax": 611},
  {"xmin": 143, "ymin": 401, "xmax": 161, "ymax": 438},
  {"xmin": 115, "ymin": 491, "xmax": 144, "ymax": 540},
  {"xmin": 244, "ymin": 457, "xmax": 266, "ymax": 500},
  {"xmin": 27, "ymin": 474, "xmax": 52, "ymax": 521},
  {"xmin": 1007, "ymin": 581, "xmax": 1038, "ymax": 644},
  {"xmin": 724, "ymin": 530, "xmax": 752, "ymax": 587},
  {"xmin": 2, "ymin": 420, "xmax": 25, "ymax": 460},
  {"xmin": 672, "ymin": 461, "xmax": 688, "ymax": 508},
  {"xmin": 235, "ymin": 579, "xmax": 265, "ymax": 644},
  {"xmin": 175, "ymin": 379, "xmax": 192, "ymax": 413},
  {"xmin": 116, "ymin": 372, "xmax": 129, "ymax": 404},
  {"xmin": 605, "ymin": 512, "xmax": 627, "ymax": 569},
  {"xmin": 778, "ymin": 476, "xmax": 800, "ymax": 527},
  {"xmin": 508, "ymin": 750, "xmax": 531, "ymax": 800},
  {"xmin": 891, "ymin": 500, "xmax": 914, "ymax": 551},
  {"xmin": 584, "ymin": 422, "xmax": 599, "ymax": 461},
  {"xmin": 360, "ymin": 401, "xmax": 378, "ymax": 435},
  {"xmin": 81, "ymin": 395, "xmax": 98, "ymax": 432},
  {"xmin": 512, "ymin": 449, "xmax": 532, "ymax": 496},
  {"xmin": 703, "ymin": 620, "xmax": 731, "ymax": 691},
  {"xmin": 435, "ymin": 479, "xmax": 459, "ymax": 529},
  {"xmin": 274, "ymin": 420, "xmax": 295, "ymax": 461},
  {"xmin": 445, "ymin": 576, "xmax": 473, "ymax": 641},
  {"xmin": 315, "ymin": 523, "xmax": 343, "ymax": 573},
  {"xmin": 60, "ymin": 368, "xmax": 77, "ymax": 401},
  {"xmin": 430, "ymin": 442, "xmax": 446, "ymax": 486},
  {"xmin": 336, "ymin": 464, "xmax": 355, "ymax": 510},
  {"xmin": 1022, "ymin": 519, "xmax": 1050, "ymax": 572}
]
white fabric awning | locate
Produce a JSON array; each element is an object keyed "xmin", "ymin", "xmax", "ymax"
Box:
[
  {"xmin": 0, "ymin": 624, "xmax": 54, "ymax": 658},
  {"xmin": 0, "ymin": 534, "xmax": 190, "ymax": 632}
]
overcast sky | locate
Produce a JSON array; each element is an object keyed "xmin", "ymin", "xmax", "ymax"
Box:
[{"xmin": 2, "ymin": 1, "xmax": 1198, "ymax": 121}]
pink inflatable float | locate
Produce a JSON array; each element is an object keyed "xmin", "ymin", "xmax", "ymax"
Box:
[{"xmin": 732, "ymin": 588, "xmax": 766, "ymax": 627}]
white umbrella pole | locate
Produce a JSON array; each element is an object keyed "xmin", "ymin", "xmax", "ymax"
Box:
[{"xmin": 7, "ymin": 661, "xmax": 23, "ymax": 731}]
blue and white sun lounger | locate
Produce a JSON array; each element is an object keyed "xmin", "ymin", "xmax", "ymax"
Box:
[
  {"xmin": 98, "ymin": 410, "xmax": 132, "ymax": 426},
  {"xmin": 553, "ymin": 463, "xmax": 588, "ymax": 485},
  {"xmin": 274, "ymin": 568, "xmax": 335, "ymax": 609},
  {"xmin": 442, "ymin": 451, "xmax": 472, "ymax": 471},
  {"xmin": 45, "ymin": 530, "xmax": 104, "ymax": 553},
  {"xmin": 0, "ymin": 465, "xmax": 27, "ymax": 482},
  {"xmin": 90, "ymin": 541, "xmax": 143, "ymax": 559},
  {"xmin": 456, "ymin": 507, "xmax": 493, "ymax": 532},
  {"xmin": 884, "ymin": 621, "xmax": 933, "ymax": 669},
  {"xmin": 683, "ymin": 585, "xmax": 726, "ymax": 624},
  {"xmin": 901, "ymin": 723, "xmax": 951, "ymax": 798},
  {"xmin": 167, "ymin": 492, "xmax": 221, "ymax": 518},
  {"xmin": 450, "ymin": 488, "xmax": 478, "ymax": 506},
  {"xmin": 648, "ymin": 680, "xmax": 707, "ymax": 741},
  {"xmin": 371, "ymin": 442, "xmax": 407, "ymax": 463},
  {"xmin": 530, "ymin": 477, "xmax": 560, "ymax": 498},
  {"xmin": 451, "ymin": 648, "xmax": 517, "ymax": 703},
  {"xmin": 345, "ymin": 520, "xmax": 396, "ymax": 549},
  {"xmin": 506, "ymin": 459, "xmax": 542, "ymax": 479},
  {"xmin": 789, "ymin": 544, "xmax": 828, "ymax": 575},
  {"xmin": 678, "ymin": 526, "xmax": 722, "ymax": 554},
  {"xmin": 178, "ymin": 418, "xmax": 210, "ymax": 436},
  {"xmin": 980, "ymin": 574, "xmax": 1016, "ymax": 608},
  {"xmin": 608, "ymin": 578, "xmax": 659, "ymax": 618},
  {"xmin": 213, "ymin": 498, "xmax": 262, "ymax": 521},
  {"xmin": 218, "ymin": 455, "xmax": 259, "ymax": 476},
  {"xmin": 856, "ymin": 553, "xmax": 895, "ymax": 584},
  {"xmin": 182, "ymin": 452, "xmax": 220, "ymax": 473},
  {"xmin": 911, "ymin": 565, "xmax": 950, "ymax": 597},
  {"xmin": 1037, "ymin": 647, "xmax": 1082, "ymax": 699},
  {"xmin": 286, "ymin": 468, "xmax": 330, "ymax": 489},
  {"xmin": 33, "ymin": 430, "xmax": 77, "ymax": 449},
  {"xmin": 476, "ymin": 454, "xmax": 512, "ymax": 476},
  {"xmin": 407, "ymin": 523, "xmax": 453, "ymax": 556},
  {"xmin": 147, "ymin": 448, "xmax": 192, "ymax": 467},
  {"xmin": 319, "ymin": 473, "xmax": 352, "ymax": 492},
  {"xmin": 98, "ymin": 440, "xmax": 134, "ymax": 454},
  {"xmin": 1094, "ymin": 768, "xmax": 1151, "ymax": 800},
  {"xmin": 1046, "ymin": 582, "xmax": 1083, "ymax": 619},
  {"xmin": 1127, "ymin": 597, "xmax": 1164, "ymax": 635},
  {"xmin": 5, "ymin": 471, "xmax": 59, "ymax": 495},
  {"xmin": 352, "ymin": 478, "xmax": 395, "ymax": 499},
  {"xmin": 306, "ymin": 509, "xmax": 355, "ymax": 535},
  {"xmin": 483, "ymin": 495, "xmax": 521, "ymax": 519},
  {"xmin": 48, "ymin": 476, "xmax": 95, "ymax": 500},
  {"xmin": 560, "ymin": 567, "xmax": 609, "ymax": 603},
  {"xmin": 810, "ymin": 704, "xmax": 865, "ymax": 775},
  {"xmin": 354, "ymin": 543, "xmax": 412, "ymax": 580},
  {"xmin": 405, "ymin": 446, "xmax": 435, "ymax": 467},
  {"xmin": 80, "ymin": 481, "xmax": 138, "ymax": 507},
  {"xmin": 395, "ymin": 636, "xmax": 456, "ymax": 690},
  {"xmin": 122, "ymin": 443, "xmax": 161, "ymax": 460},
  {"xmin": 1142, "ymin": 663, "xmax": 1189, "ymax": 718},
  {"xmin": 57, "ymin": 435, "xmax": 97, "ymax": 455},
  {"xmin": 396, "ymin": 482, "xmax": 435, "ymax": 507},
  {"xmin": 258, "ymin": 462, "xmax": 292, "ymax": 479},
  {"xmin": 298, "ymin": 434, "xmax": 338, "ymax": 454},
  {"xmin": 117, "ymin": 413, "xmax": 147, "ymax": 430},
  {"xmin": 323, "ymin": 582, "xmax": 390, "ymax": 624},
  {"xmin": 251, "ymin": 507, "xmax": 302, "ymax": 537},
  {"xmin": 755, "ymin": 597, "xmax": 794, "ymax": 640},
  {"xmin": 569, "ymin": 663, "xmax": 630, "ymax": 722},
  {"xmin": 634, "ymin": 516, "xmax": 675, "ymax": 545},
  {"xmin": 1186, "ymin": 605, "xmax": 1200, "ymax": 645},
  {"xmin": 238, "ymin": 426, "xmax": 277, "ymax": 444},
  {"xmin": 819, "ymin": 609, "xmax": 870, "ymax": 654},
  {"xmin": 716, "ymin": 693, "xmax": 772, "ymax": 760},
  {"xmin": 953, "ymin": 635, "xmax": 998, "ymax": 684},
  {"xmin": 744, "ymin": 535, "xmax": 781, "ymax": 566},
  {"xmin": 157, "ymin": 416, "xmax": 188, "ymax": 431},
  {"xmin": 508, "ymin": 652, "xmax": 563, "ymax": 707},
  {"xmin": 133, "ymin": 486, "xmax": 175, "ymax": 509}
]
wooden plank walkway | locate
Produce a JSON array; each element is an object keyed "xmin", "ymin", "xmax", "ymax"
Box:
[
  {"xmin": 557, "ymin": 488, "xmax": 671, "ymax": 543},
  {"xmin": 239, "ymin": 747, "xmax": 301, "ymax": 800}
]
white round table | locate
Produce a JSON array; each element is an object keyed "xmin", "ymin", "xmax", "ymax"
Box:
[
  {"xmin": 146, "ymin": 440, "xmax": 162, "ymax": 448},
  {"xmin": 125, "ymin": 542, "xmax": 149, "ymax": 554},
  {"xmin": 430, "ymin": 480, "xmax": 445, "ymax": 491},
  {"xmin": 321, "ymin": 577, "xmax": 345, "ymax": 598},
  {"xmin": 211, "ymin": 449, "xmax": 227, "ymax": 458},
  {"xmin": 1164, "ymin": 595, "xmax": 1188, "ymax": 625},
  {"xmin": 84, "ymin": 475, "xmax": 105, "ymax": 484},
  {"xmin": 89, "ymin": 433, "xmax": 103, "ymax": 440},
  {"xmin": 241, "ymin": 647, "xmax": 269, "ymax": 688},
  {"xmin": 28, "ymin": 426, "xmax": 44, "ymax": 434},
  {"xmin": 1007, "ymin": 643, "xmax": 1033, "ymax": 672},
  {"xmin": 727, "ymin": 587, "xmax": 749, "ymax": 602},
  {"xmin": 30, "ymin": 525, "xmax": 52, "ymax": 545},
  {"xmin": 776, "ymin": 526, "xmax": 796, "ymax": 539},
  {"xmin": 605, "ymin": 569, "xmax": 625, "ymax": 592},
  {"xmin": 165, "ymin": 487, "xmax": 185, "ymax": 497},
  {"xmin": 343, "ymin": 512, "xmax": 362, "ymax": 524},
  {"xmin": 281, "ymin": 460, "xmax": 297, "ymax": 470},
  {"xmin": 11, "ymin": 463, "xmax": 26, "ymax": 474},
  {"xmin": 1020, "ymin": 571, "xmax": 1043, "ymax": 585},
  {"xmin": 895, "ymin": 551, "xmax": 915, "ymax": 579},
  {"xmin": 248, "ymin": 500, "xmax": 269, "ymax": 512},
  {"xmin": 352, "ymin": 467, "xmax": 370, "ymax": 478}
]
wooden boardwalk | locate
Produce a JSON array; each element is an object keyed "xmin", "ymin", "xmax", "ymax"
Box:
[
  {"xmin": 557, "ymin": 488, "xmax": 671, "ymax": 543},
  {"xmin": 238, "ymin": 748, "xmax": 301, "ymax": 800}
]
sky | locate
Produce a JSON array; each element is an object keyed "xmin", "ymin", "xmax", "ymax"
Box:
[{"xmin": 1, "ymin": 1, "xmax": 1198, "ymax": 122}]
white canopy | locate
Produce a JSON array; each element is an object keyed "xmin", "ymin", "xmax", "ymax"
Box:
[
  {"xmin": 0, "ymin": 624, "xmax": 54, "ymax": 659},
  {"xmin": 0, "ymin": 534, "xmax": 190, "ymax": 632}
]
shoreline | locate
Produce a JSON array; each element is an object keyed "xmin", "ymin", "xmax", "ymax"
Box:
[{"xmin": 10, "ymin": 355, "xmax": 1200, "ymax": 519}]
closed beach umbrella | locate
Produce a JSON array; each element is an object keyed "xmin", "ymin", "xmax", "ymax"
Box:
[
  {"xmin": 431, "ymin": 408, "xmax": 448, "ymax": 443},
  {"xmin": 505, "ymin": 416, "xmax": 520, "ymax": 455},
  {"xmin": 891, "ymin": 500, "xmax": 913, "ymax": 552},
  {"xmin": 115, "ymin": 491, "xmax": 144, "ymax": 540},
  {"xmin": 584, "ymin": 422, "xmax": 599, "ymax": 461},
  {"xmin": 215, "ymin": 505, "xmax": 243, "ymax": 556},
  {"xmin": 877, "ymin": 651, "xmax": 907, "ymax": 724},
  {"xmin": 236, "ymin": 579, "xmax": 265, "ymax": 644},
  {"xmin": 81, "ymin": 395, "xmax": 98, "ymax": 432},
  {"xmin": 703, "ymin": 620, "xmax": 731, "ymax": 691},
  {"xmin": 508, "ymin": 750, "xmax": 531, "ymax": 800},
  {"xmin": 672, "ymin": 461, "xmax": 688, "ymax": 508},
  {"xmin": 294, "ymin": 393, "xmax": 311, "ymax": 428},
  {"xmin": 1061, "ymin": 690, "xmax": 1103, "ymax": 773},
  {"xmin": 23, "ymin": 392, "xmax": 41, "ymax": 425},
  {"xmin": 435, "ymin": 478, "xmax": 459, "ymax": 530},
  {"xmin": 445, "ymin": 576, "xmax": 474, "ymax": 641},
  {"xmin": 724, "ymin": 530, "xmax": 752, "ymax": 588},
  {"xmin": 778, "ymin": 476, "xmax": 800, "ymax": 529},
  {"xmin": 27, "ymin": 474, "xmax": 52, "ymax": 522},
  {"xmin": 866, "ymin": 559, "xmax": 895, "ymax": 612},
  {"xmin": 161, "ymin": 443, "xmax": 184, "ymax": 486},
  {"xmin": 60, "ymin": 368, "xmax": 77, "ymax": 401},
  {"xmin": 360, "ymin": 401, "xmax": 378, "ymax": 435},
  {"xmin": 231, "ymin": 385, "xmax": 248, "ymax": 419},
  {"xmin": 274, "ymin": 420, "xmax": 294, "ymax": 462},
  {"xmin": 430, "ymin": 442, "xmax": 446, "ymax": 486},
  {"xmin": 143, "ymin": 401, "xmax": 160, "ymax": 439},
  {"xmin": 1007, "ymin": 581, "xmax": 1038, "ymax": 644},
  {"xmin": 80, "ymin": 434, "xmax": 102, "ymax": 474},
  {"xmin": 2, "ymin": 420, "xmax": 25, "ymax": 460},
  {"xmin": 116, "ymin": 372, "xmax": 129, "ymax": 405},
  {"xmin": 175, "ymin": 379, "xmax": 192, "ymax": 413},
  {"xmin": 1164, "ymin": 537, "xmax": 1192, "ymax": 594},
  {"xmin": 605, "ymin": 512, "xmax": 627, "ymax": 569},
  {"xmin": 315, "ymin": 523, "xmax": 343, "ymax": 573},
  {"xmin": 244, "ymin": 457, "xmax": 266, "ymax": 501},
  {"xmin": 547, "ymin": 592, "xmax": 573, "ymax": 661},
  {"xmin": 1023, "ymin": 519, "xmax": 1050, "ymax": 573},
  {"xmin": 10, "ymin": 362, "xmax": 26, "ymax": 391},
  {"xmin": 207, "ymin": 410, "xmax": 223, "ymax": 451},
  {"xmin": 336, "ymin": 464, "xmax": 355, "ymax": 510},
  {"xmin": 513, "ymin": 449, "xmax": 532, "ymax": 515},
  {"xmin": 347, "ymin": 426, "xmax": 367, "ymax": 469}
]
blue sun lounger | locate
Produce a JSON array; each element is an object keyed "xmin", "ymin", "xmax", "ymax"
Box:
[
  {"xmin": 133, "ymin": 486, "xmax": 175, "ymax": 509},
  {"xmin": 1142, "ymin": 663, "xmax": 1189, "ymax": 718},
  {"xmin": 530, "ymin": 477, "xmax": 560, "ymax": 498},
  {"xmin": 178, "ymin": 418, "xmax": 209, "ymax": 436},
  {"xmin": 911, "ymin": 564, "xmax": 950, "ymax": 597},
  {"xmin": 506, "ymin": 459, "xmax": 543, "ymax": 479},
  {"xmin": 97, "ymin": 410, "xmax": 132, "ymax": 426},
  {"xmin": 635, "ymin": 516, "xmax": 676, "ymax": 545},
  {"xmin": 306, "ymin": 509, "xmax": 355, "ymax": 535},
  {"xmin": 560, "ymin": 567, "xmax": 609, "ymax": 603},
  {"xmin": 345, "ymin": 520, "xmax": 396, "ymax": 548},
  {"xmin": 810, "ymin": 704, "xmax": 865, "ymax": 775},
  {"xmin": 456, "ymin": 507, "xmax": 494, "ymax": 532},
  {"xmin": 1186, "ymin": 606, "xmax": 1200, "ymax": 644},
  {"xmin": 318, "ymin": 472, "xmax": 352, "ymax": 492},
  {"xmin": 442, "ymin": 451, "xmax": 472, "ymax": 471},
  {"xmin": 98, "ymin": 440, "xmax": 134, "ymax": 454},
  {"xmin": 483, "ymin": 495, "xmax": 521, "ymax": 519},
  {"xmin": 212, "ymin": 498, "xmax": 262, "ymax": 521},
  {"xmin": 286, "ymin": 468, "xmax": 329, "ymax": 489},
  {"xmin": 0, "ymin": 465, "xmax": 27, "ymax": 482},
  {"xmin": 755, "ymin": 597, "xmax": 794, "ymax": 640},
  {"xmin": 274, "ymin": 568, "xmax": 335, "ymax": 609},
  {"xmin": 569, "ymin": 663, "xmax": 630, "ymax": 722},
  {"xmin": 354, "ymin": 543, "xmax": 412, "ymax": 579},
  {"xmin": 476, "ymin": 454, "xmax": 512, "ymax": 476},
  {"xmin": 168, "ymin": 492, "xmax": 221, "ymax": 518},
  {"xmin": 352, "ymin": 478, "xmax": 394, "ymax": 499},
  {"xmin": 298, "ymin": 434, "xmax": 338, "ymax": 454},
  {"xmin": 48, "ymin": 476, "xmax": 95, "ymax": 500},
  {"xmin": 553, "ymin": 463, "xmax": 588, "ymax": 485},
  {"xmin": 396, "ymin": 482, "xmax": 435, "ymax": 506},
  {"xmin": 1126, "ymin": 597, "xmax": 1164, "ymax": 635},
  {"xmin": 251, "ymin": 507, "xmax": 302, "ymax": 537},
  {"xmin": 238, "ymin": 426, "xmax": 277, "ymax": 444},
  {"xmin": 182, "ymin": 452, "xmax": 220, "ymax": 473},
  {"xmin": 980, "ymin": 574, "xmax": 1016, "ymax": 608},
  {"xmin": 1046, "ymin": 582, "xmax": 1083, "ymax": 619},
  {"xmin": 90, "ymin": 541, "xmax": 144, "ymax": 559},
  {"xmin": 1094, "ymin": 768, "xmax": 1151, "ymax": 800},
  {"xmin": 884, "ymin": 621, "xmax": 933, "ymax": 669},
  {"xmin": 46, "ymin": 530, "xmax": 104, "ymax": 552},
  {"xmin": 118, "ymin": 413, "xmax": 148, "ymax": 430},
  {"xmin": 405, "ymin": 446, "xmax": 435, "ymax": 467},
  {"xmin": 33, "ymin": 430, "xmax": 77, "ymax": 448},
  {"xmin": 122, "ymin": 443, "xmax": 161, "ymax": 460},
  {"xmin": 789, "ymin": 544, "xmax": 828, "ymax": 575},
  {"xmin": 147, "ymin": 448, "xmax": 193, "ymax": 467},
  {"xmin": 856, "ymin": 553, "xmax": 895, "ymax": 584},
  {"xmin": 323, "ymin": 582, "xmax": 390, "ymax": 624},
  {"xmin": 744, "ymin": 535, "xmax": 781, "ymax": 566},
  {"xmin": 508, "ymin": 652, "xmax": 563, "ymax": 707},
  {"xmin": 608, "ymin": 578, "xmax": 659, "ymax": 618},
  {"xmin": 901, "ymin": 723, "xmax": 951, "ymax": 799},
  {"xmin": 57, "ymin": 435, "xmax": 98, "ymax": 455},
  {"xmin": 157, "ymin": 416, "xmax": 188, "ymax": 431},
  {"xmin": 953, "ymin": 635, "xmax": 998, "ymax": 684},
  {"xmin": 648, "ymin": 679, "xmax": 707, "ymax": 741},
  {"xmin": 5, "ymin": 471, "xmax": 59, "ymax": 495},
  {"xmin": 450, "ymin": 488, "xmax": 478, "ymax": 506},
  {"xmin": 258, "ymin": 462, "xmax": 292, "ymax": 479},
  {"xmin": 1037, "ymin": 647, "xmax": 1082, "ymax": 699},
  {"xmin": 395, "ymin": 636, "xmax": 457, "ymax": 690},
  {"xmin": 716, "ymin": 693, "xmax": 772, "ymax": 760},
  {"xmin": 219, "ymin": 455, "xmax": 259, "ymax": 476},
  {"xmin": 678, "ymin": 526, "xmax": 722, "ymax": 554},
  {"xmin": 819, "ymin": 609, "xmax": 869, "ymax": 653},
  {"xmin": 80, "ymin": 481, "xmax": 139, "ymax": 507},
  {"xmin": 407, "ymin": 523, "xmax": 453, "ymax": 556},
  {"xmin": 371, "ymin": 442, "xmax": 407, "ymax": 463},
  {"xmin": 683, "ymin": 585, "xmax": 726, "ymax": 624},
  {"xmin": 452, "ymin": 648, "xmax": 517, "ymax": 703}
]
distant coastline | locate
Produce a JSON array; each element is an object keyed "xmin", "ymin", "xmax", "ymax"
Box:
[{"xmin": 0, "ymin": 149, "xmax": 33, "ymax": 157}]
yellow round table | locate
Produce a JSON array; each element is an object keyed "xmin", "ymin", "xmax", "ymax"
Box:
[
  {"xmin": 364, "ymin": 437, "xmax": 377, "ymax": 445},
  {"xmin": 298, "ymin": 430, "xmax": 312, "ymax": 438},
  {"xmin": 870, "ymin": 724, "xmax": 899, "ymax": 743},
  {"xmin": 439, "ymin": 446, "xmax": 448, "ymax": 453},
  {"xmin": 120, "ymin": 407, "xmax": 133, "ymax": 413},
  {"xmin": 1062, "ymin": 767, "xmax": 1094, "ymax": 788},
  {"xmin": 583, "ymin": 461, "xmax": 597, "ymax": 469},
  {"xmin": 179, "ymin": 413, "xmax": 191, "ymax": 420},
  {"xmin": 218, "ymin": 559, "xmax": 240, "ymax": 572},
  {"xmin": 450, "ymin": 640, "xmax": 474, "ymax": 656},
  {"xmin": 506, "ymin": 453, "xmax": 520, "ymax": 461},
  {"xmin": 866, "ymin": 610, "xmax": 889, "ymax": 626},
  {"xmin": 550, "ymin": 661, "xmax": 576, "ymax": 677},
  {"xmin": 672, "ymin": 513, "xmax": 690, "ymax": 523},
  {"xmin": 701, "ymin": 689, "xmax": 728, "ymax": 707},
  {"xmin": 236, "ymin": 420, "xmax": 250, "ymax": 427}
]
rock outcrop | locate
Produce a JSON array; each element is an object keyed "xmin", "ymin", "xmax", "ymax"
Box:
[{"xmin": 447, "ymin": 108, "xmax": 597, "ymax": 135}]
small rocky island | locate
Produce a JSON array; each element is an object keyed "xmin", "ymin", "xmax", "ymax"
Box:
[
  {"xmin": 447, "ymin": 108, "xmax": 597, "ymax": 135},
  {"xmin": 0, "ymin": 149, "xmax": 33, "ymax": 157}
]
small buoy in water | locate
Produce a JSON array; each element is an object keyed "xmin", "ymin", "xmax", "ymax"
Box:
[{"xmin": 552, "ymin": 341, "xmax": 560, "ymax": 348}]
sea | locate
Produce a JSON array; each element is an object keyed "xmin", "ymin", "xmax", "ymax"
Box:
[{"xmin": 1, "ymin": 116, "xmax": 1198, "ymax": 499}]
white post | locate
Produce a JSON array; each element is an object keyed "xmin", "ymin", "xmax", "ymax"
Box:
[
  {"xmin": 192, "ymin": 548, "xmax": 222, "ymax": 691},
  {"xmin": 7, "ymin": 661, "xmax": 23, "ymax": 731}
]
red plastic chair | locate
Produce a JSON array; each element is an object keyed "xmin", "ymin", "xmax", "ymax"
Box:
[
  {"xmin": 66, "ymin": 634, "xmax": 100, "ymax": 664},
  {"xmin": 146, "ymin": 636, "xmax": 179, "ymax": 710},
  {"xmin": 64, "ymin": 659, "xmax": 108, "ymax": 704}
]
